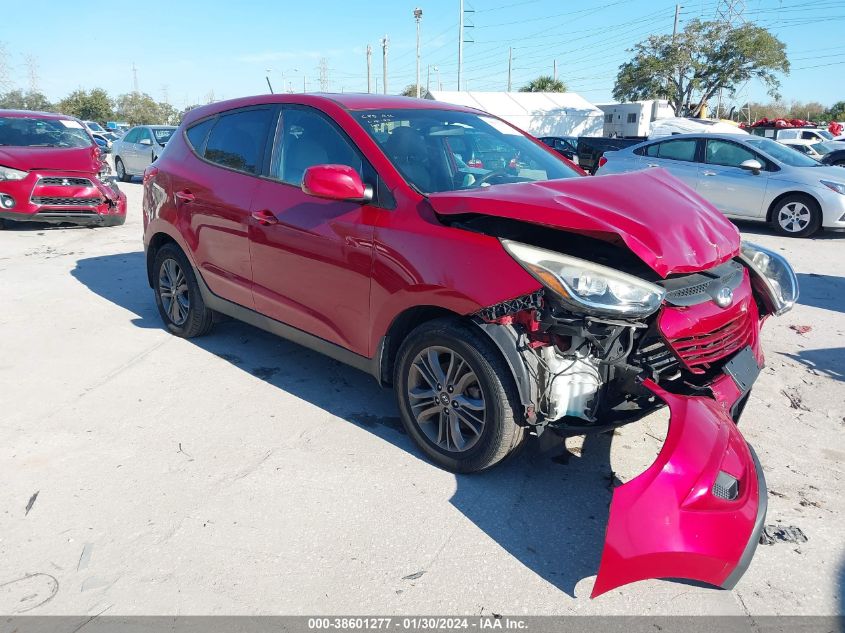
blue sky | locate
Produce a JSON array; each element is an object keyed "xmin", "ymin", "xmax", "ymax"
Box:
[{"xmin": 2, "ymin": 0, "xmax": 843, "ymax": 109}]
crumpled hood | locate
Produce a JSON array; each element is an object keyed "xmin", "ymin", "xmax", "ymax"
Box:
[
  {"xmin": 0, "ymin": 146, "xmax": 100, "ymax": 174},
  {"xmin": 428, "ymin": 169, "xmax": 741, "ymax": 278}
]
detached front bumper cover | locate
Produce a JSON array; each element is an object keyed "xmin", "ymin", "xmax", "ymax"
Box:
[{"xmin": 592, "ymin": 379, "xmax": 767, "ymax": 597}]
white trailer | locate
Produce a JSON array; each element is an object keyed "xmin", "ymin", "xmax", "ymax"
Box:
[{"xmin": 596, "ymin": 100, "xmax": 675, "ymax": 137}]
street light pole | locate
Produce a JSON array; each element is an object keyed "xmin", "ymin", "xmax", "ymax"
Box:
[
  {"xmin": 414, "ymin": 8, "xmax": 423, "ymax": 98},
  {"xmin": 458, "ymin": 0, "xmax": 463, "ymax": 90}
]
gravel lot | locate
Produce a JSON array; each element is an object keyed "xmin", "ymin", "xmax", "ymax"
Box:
[{"xmin": 0, "ymin": 181, "xmax": 843, "ymax": 616}]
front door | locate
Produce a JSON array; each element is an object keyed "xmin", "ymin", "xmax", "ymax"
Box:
[
  {"xmin": 698, "ymin": 139, "xmax": 769, "ymax": 218},
  {"xmin": 248, "ymin": 106, "xmax": 379, "ymax": 357}
]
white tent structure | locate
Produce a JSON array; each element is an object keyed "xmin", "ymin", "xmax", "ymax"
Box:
[{"xmin": 427, "ymin": 91, "xmax": 604, "ymax": 137}]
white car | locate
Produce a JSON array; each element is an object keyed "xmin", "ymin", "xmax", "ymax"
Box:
[
  {"xmin": 779, "ymin": 139, "xmax": 838, "ymax": 160},
  {"xmin": 596, "ymin": 133, "xmax": 845, "ymax": 237}
]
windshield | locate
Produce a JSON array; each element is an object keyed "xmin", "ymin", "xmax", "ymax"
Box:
[
  {"xmin": 153, "ymin": 128, "xmax": 176, "ymax": 144},
  {"xmin": 818, "ymin": 130, "xmax": 834, "ymax": 140},
  {"xmin": 0, "ymin": 116, "xmax": 93, "ymax": 148},
  {"xmin": 86, "ymin": 121, "xmax": 106, "ymax": 133},
  {"xmin": 745, "ymin": 137, "xmax": 820, "ymax": 167},
  {"xmin": 812, "ymin": 142, "xmax": 836, "ymax": 155},
  {"xmin": 352, "ymin": 108, "xmax": 580, "ymax": 193}
]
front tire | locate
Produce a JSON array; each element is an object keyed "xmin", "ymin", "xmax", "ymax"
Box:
[
  {"xmin": 152, "ymin": 244, "xmax": 214, "ymax": 338},
  {"xmin": 770, "ymin": 194, "xmax": 821, "ymax": 238},
  {"xmin": 394, "ymin": 318, "xmax": 526, "ymax": 473}
]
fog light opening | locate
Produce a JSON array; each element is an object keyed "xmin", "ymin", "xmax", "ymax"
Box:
[
  {"xmin": 0, "ymin": 194, "xmax": 14, "ymax": 209},
  {"xmin": 713, "ymin": 471, "xmax": 739, "ymax": 501}
]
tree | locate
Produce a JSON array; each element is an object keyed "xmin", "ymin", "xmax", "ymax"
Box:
[
  {"xmin": 613, "ymin": 19, "xmax": 788, "ymax": 117},
  {"xmin": 0, "ymin": 89, "xmax": 53, "ymax": 111},
  {"xmin": 114, "ymin": 92, "xmax": 171, "ymax": 125},
  {"xmin": 827, "ymin": 101, "xmax": 845, "ymax": 121},
  {"xmin": 519, "ymin": 75, "xmax": 566, "ymax": 93},
  {"xmin": 400, "ymin": 84, "xmax": 430, "ymax": 98},
  {"xmin": 57, "ymin": 88, "xmax": 113, "ymax": 122},
  {"xmin": 178, "ymin": 104, "xmax": 202, "ymax": 123}
]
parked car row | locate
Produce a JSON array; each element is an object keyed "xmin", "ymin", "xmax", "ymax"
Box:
[{"xmin": 138, "ymin": 93, "xmax": 800, "ymax": 598}]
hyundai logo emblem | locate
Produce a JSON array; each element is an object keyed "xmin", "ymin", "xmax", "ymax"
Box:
[{"xmin": 714, "ymin": 286, "xmax": 734, "ymax": 308}]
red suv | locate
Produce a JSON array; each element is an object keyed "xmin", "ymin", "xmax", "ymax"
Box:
[
  {"xmin": 143, "ymin": 94, "xmax": 799, "ymax": 596},
  {"xmin": 0, "ymin": 110, "xmax": 126, "ymax": 229}
]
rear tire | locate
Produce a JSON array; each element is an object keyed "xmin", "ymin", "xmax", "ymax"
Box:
[
  {"xmin": 115, "ymin": 158, "xmax": 130, "ymax": 183},
  {"xmin": 770, "ymin": 194, "xmax": 821, "ymax": 238},
  {"xmin": 152, "ymin": 243, "xmax": 214, "ymax": 338},
  {"xmin": 394, "ymin": 318, "xmax": 526, "ymax": 473}
]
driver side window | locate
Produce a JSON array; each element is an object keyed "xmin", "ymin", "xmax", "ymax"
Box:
[
  {"xmin": 705, "ymin": 139, "xmax": 758, "ymax": 168},
  {"xmin": 123, "ymin": 128, "xmax": 140, "ymax": 144},
  {"xmin": 273, "ymin": 107, "xmax": 364, "ymax": 186}
]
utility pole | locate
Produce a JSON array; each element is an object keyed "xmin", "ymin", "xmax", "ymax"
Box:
[
  {"xmin": 366, "ymin": 44, "xmax": 372, "ymax": 94},
  {"xmin": 507, "ymin": 47, "xmax": 512, "ymax": 92},
  {"xmin": 553, "ymin": 59, "xmax": 557, "ymax": 81},
  {"xmin": 303, "ymin": 74, "xmax": 307, "ymax": 92},
  {"xmin": 673, "ymin": 3, "xmax": 681, "ymax": 38},
  {"xmin": 458, "ymin": 0, "xmax": 463, "ymax": 90},
  {"xmin": 318, "ymin": 58, "xmax": 329, "ymax": 92},
  {"xmin": 131, "ymin": 62, "xmax": 139, "ymax": 93},
  {"xmin": 714, "ymin": 0, "xmax": 745, "ymax": 118},
  {"xmin": 24, "ymin": 55, "xmax": 39, "ymax": 94},
  {"xmin": 381, "ymin": 36, "xmax": 389, "ymax": 95},
  {"xmin": 414, "ymin": 8, "xmax": 423, "ymax": 98}
]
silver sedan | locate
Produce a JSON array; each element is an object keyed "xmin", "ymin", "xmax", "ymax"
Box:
[
  {"xmin": 111, "ymin": 125, "xmax": 176, "ymax": 182},
  {"xmin": 596, "ymin": 132, "xmax": 845, "ymax": 237}
]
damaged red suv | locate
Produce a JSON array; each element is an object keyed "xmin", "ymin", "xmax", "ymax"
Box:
[
  {"xmin": 142, "ymin": 94, "xmax": 799, "ymax": 596},
  {"xmin": 0, "ymin": 110, "xmax": 126, "ymax": 229}
]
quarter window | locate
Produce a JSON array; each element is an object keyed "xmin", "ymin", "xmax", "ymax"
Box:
[
  {"xmin": 705, "ymin": 139, "xmax": 757, "ymax": 168},
  {"xmin": 185, "ymin": 118, "xmax": 214, "ymax": 152},
  {"xmin": 203, "ymin": 108, "xmax": 274, "ymax": 174}
]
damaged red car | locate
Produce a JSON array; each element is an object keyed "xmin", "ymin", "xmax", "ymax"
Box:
[
  {"xmin": 0, "ymin": 110, "xmax": 126, "ymax": 229},
  {"xmin": 142, "ymin": 94, "xmax": 799, "ymax": 596}
]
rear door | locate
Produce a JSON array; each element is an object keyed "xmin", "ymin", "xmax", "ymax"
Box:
[
  {"xmin": 698, "ymin": 138, "xmax": 769, "ymax": 218},
  {"xmin": 247, "ymin": 105, "xmax": 380, "ymax": 356},
  {"xmin": 118, "ymin": 127, "xmax": 141, "ymax": 172},
  {"xmin": 639, "ymin": 137, "xmax": 701, "ymax": 189},
  {"xmin": 133, "ymin": 127, "xmax": 154, "ymax": 173},
  {"xmin": 176, "ymin": 106, "xmax": 276, "ymax": 309}
]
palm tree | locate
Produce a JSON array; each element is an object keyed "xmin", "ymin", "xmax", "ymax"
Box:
[{"xmin": 519, "ymin": 76, "xmax": 567, "ymax": 93}]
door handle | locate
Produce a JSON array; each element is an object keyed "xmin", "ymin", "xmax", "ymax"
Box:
[
  {"xmin": 251, "ymin": 209, "xmax": 278, "ymax": 226},
  {"xmin": 175, "ymin": 190, "xmax": 195, "ymax": 203},
  {"xmin": 702, "ymin": 170, "xmax": 717, "ymax": 176}
]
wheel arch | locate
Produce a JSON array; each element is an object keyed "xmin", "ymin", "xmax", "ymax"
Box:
[
  {"xmin": 145, "ymin": 231, "xmax": 180, "ymax": 287},
  {"xmin": 376, "ymin": 305, "xmax": 461, "ymax": 386},
  {"xmin": 765, "ymin": 189, "xmax": 821, "ymax": 223}
]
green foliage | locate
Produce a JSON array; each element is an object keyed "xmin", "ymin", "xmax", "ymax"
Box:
[
  {"xmin": 114, "ymin": 92, "xmax": 175, "ymax": 125},
  {"xmin": 518, "ymin": 75, "xmax": 567, "ymax": 93},
  {"xmin": 56, "ymin": 88, "xmax": 114, "ymax": 122},
  {"xmin": 613, "ymin": 19, "xmax": 789, "ymax": 117},
  {"xmin": 178, "ymin": 104, "xmax": 202, "ymax": 123},
  {"xmin": 400, "ymin": 84, "xmax": 430, "ymax": 98},
  {"xmin": 0, "ymin": 89, "xmax": 54, "ymax": 111},
  {"xmin": 829, "ymin": 101, "xmax": 845, "ymax": 121}
]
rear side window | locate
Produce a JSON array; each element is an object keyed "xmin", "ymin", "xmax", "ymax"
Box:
[
  {"xmin": 203, "ymin": 108, "xmax": 275, "ymax": 175},
  {"xmin": 656, "ymin": 139, "xmax": 697, "ymax": 161},
  {"xmin": 185, "ymin": 118, "xmax": 214, "ymax": 152}
]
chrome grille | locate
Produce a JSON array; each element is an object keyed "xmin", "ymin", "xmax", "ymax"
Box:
[
  {"xmin": 37, "ymin": 177, "xmax": 94, "ymax": 187},
  {"xmin": 31, "ymin": 196, "xmax": 104, "ymax": 207}
]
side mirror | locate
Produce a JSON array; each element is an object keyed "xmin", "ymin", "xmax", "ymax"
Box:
[
  {"xmin": 302, "ymin": 164, "xmax": 373, "ymax": 203},
  {"xmin": 739, "ymin": 159, "xmax": 763, "ymax": 174},
  {"xmin": 139, "ymin": 138, "xmax": 152, "ymax": 146}
]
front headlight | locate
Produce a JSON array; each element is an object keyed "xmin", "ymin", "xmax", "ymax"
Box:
[
  {"xmin": 501, "ymin": 239, "xmax": 666, "ymax": 318},
  {"xmin": 0, "ymin": 165, "xmax": 27, "ymax": 181},
  {"xmin": 740, "ymin": 241, "xmax": 799, "ymax": 316},
  {"xmin": 821, "ymin": 180, "xmax": 845, "ymax": 195}
]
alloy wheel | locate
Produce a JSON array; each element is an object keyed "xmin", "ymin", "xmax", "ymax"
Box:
[
  {"xmin": 407, "ymin": 346, "xmax": 486, "ymax": 453},
  {"xmin": 777, "ymin": 201, "xmax": 811, "ymax": 233},
  {"xmin": 158, "ymin": 258, "xmax": 190, "ymax": 326}
]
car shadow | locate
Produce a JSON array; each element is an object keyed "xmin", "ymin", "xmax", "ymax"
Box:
[
  {"xmin": 796, "ymin": 272, "xmax": 845, "ymax": 314},
  {"xmin": 783, "ymin": 348, "xmax": 845, "ymax": 383},
  {"xmin": 733, "ymin": 219, "xmax": 845, "ymax": 240},
  {"xmin": 71, "ymin": 251, "xmax": 618, "ymax": 597}
]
